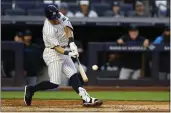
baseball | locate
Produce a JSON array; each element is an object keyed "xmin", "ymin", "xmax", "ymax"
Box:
[{"xmin": 92, "ymin": 65, "xmax": 98, "ymax": 70}]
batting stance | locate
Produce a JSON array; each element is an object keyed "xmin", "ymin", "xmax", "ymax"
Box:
[{"xmin": 24, "ymin": 5, "xmax": 103, "ymax": 107}]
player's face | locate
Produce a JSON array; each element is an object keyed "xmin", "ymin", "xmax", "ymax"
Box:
[
  {"xmin": 14, "ymin": 36, "xmax": 23, "ymax": 43},
  {"xmin": 129, "ymin": 30, "xmax": 139, "ymax": 40},
  {"xmin": 24, "ymin": 35, "xmax": 32, "ymax": 42},
  {"xmin": 109, "ymin": 54, "xmax": 117, "ymax": 61},
  {"xmin": 136, "ymin": 5, "xmax": 144, "ymax": 12},
  {"xmin": 80, "ymin": 4, "xmax": 88, "ymax": 13},
  {"xmin": 112, "ymin": 6, "xmax": 120, "ymax": 13},
  {"xmin": 49, "ymin": 20, "xmax": 60, "ymax": 25},
  {"xmin": 164, "ymin": 30, "xmax": 170, "ymax": 36}
]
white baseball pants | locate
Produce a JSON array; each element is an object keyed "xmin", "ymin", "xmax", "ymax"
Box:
[{"xmin": 43, "ymin": 48, "xmax": 77, "ymax": 84}]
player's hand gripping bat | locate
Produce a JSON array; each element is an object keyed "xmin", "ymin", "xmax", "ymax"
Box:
[{"xmin": 76, "ymin": 57, "xmax": 88, "ymax": 82}]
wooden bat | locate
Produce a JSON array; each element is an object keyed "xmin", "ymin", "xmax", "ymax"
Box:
[{"xmin": 76, "ymin": 57, "xmax": 88, "ymax": 82}]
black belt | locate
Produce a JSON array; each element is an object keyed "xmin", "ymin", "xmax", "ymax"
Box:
[{"xmin": 50, "ymin": 45, "xmax": 68, "ymax": 49}]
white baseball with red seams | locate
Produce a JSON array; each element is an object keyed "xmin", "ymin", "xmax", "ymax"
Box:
[{"xmin": 42, "ymin": 12, "xmax": 77, "ymax": 85}]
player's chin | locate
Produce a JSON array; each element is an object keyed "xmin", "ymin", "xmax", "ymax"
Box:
[{"xmin": 83, "ymin": 100, "xmax": 103, "ymax": 107}]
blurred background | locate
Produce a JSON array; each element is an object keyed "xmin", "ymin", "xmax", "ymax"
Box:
[{"xmin": 1, "ymin": 0, "xmax": 170, "ymax": 88}]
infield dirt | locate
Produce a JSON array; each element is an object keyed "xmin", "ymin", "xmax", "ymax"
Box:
[{"xmin": 1, "ymin": 99, "xmax": 169, "ymax": 112}]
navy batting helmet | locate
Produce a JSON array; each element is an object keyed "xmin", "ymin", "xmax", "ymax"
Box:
[{"xmin": 44, "ymin": 5, "xmax": 60, "ymax": 20}]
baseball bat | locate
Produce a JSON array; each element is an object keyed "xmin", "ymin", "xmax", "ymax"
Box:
[{"xmin": 76, "ymin": 57, "xmax": 88, "ymax": 82}]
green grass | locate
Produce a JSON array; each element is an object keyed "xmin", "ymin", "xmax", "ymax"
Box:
[{"xmin": 1, "ymin": 91, "xmax": 169, "ymax": 101}]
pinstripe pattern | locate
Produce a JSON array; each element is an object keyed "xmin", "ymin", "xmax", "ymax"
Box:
[
  {"xmin": 48, "ymin": 61, "xmax": 62, "ymax": 84},
  {"xmin": 45, "ymin": 55, "xmax": 77, "ymax": 84},
  {"xmin": 42, "ymin": 12, "xmax": 76, "ymax": 85},
  {"xmin": 43, "ymin": 12, "xmax": 73, "ymax": 48},
  {"xmin": 62, "ymin": 56, "xmax": 77, "ymax": 78}
]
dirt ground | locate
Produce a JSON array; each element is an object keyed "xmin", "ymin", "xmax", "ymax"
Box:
[{"xmin": 1, "ymin": 99, "xmax": 169, "ymax": 112}]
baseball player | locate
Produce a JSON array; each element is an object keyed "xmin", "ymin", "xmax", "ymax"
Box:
[{"xmin": 24, "ymin": 5, "xmax": 103, "ymax": 107}]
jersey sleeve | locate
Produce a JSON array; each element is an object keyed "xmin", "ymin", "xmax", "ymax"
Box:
[
  {"xmin": 44, "ymin": 26, "xmax": 59, "ymax": 47},
  {"xmin": 59, "ymin": 12, "xmax": 73, "ymax": 30}
]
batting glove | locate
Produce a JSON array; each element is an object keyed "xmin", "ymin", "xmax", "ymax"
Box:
[
  {"xmin": 69, "ymin": 42, "xmax": 78, "ymax": 53},
  {"xmin": 68, "ymin": 51, "xmax": 79, "ymax": 58}
]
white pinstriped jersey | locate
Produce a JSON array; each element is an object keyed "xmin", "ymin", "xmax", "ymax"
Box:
[
  {"xmin": 43, "ymin": 12, "xmax": 73, "ymax": 64},
  {"xmin": 42, "ymin": 12, "xmax": 77, "ymax": 85},
  {"xmin": 43, "ymin": 12, "xmax": 73, "ymax": 48}
]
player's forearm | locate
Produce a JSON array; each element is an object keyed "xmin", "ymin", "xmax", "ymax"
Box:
[
  {"xmin": 54, "ymin": 46, "xmax": 68, "ymax": 55},
  {"xmin": 64, "ymin": 26, "xmax": 78, "ymax": 53},
  {"xmin": 64, "ymin": 27, "xmax": 75, "ymax": 46}
]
